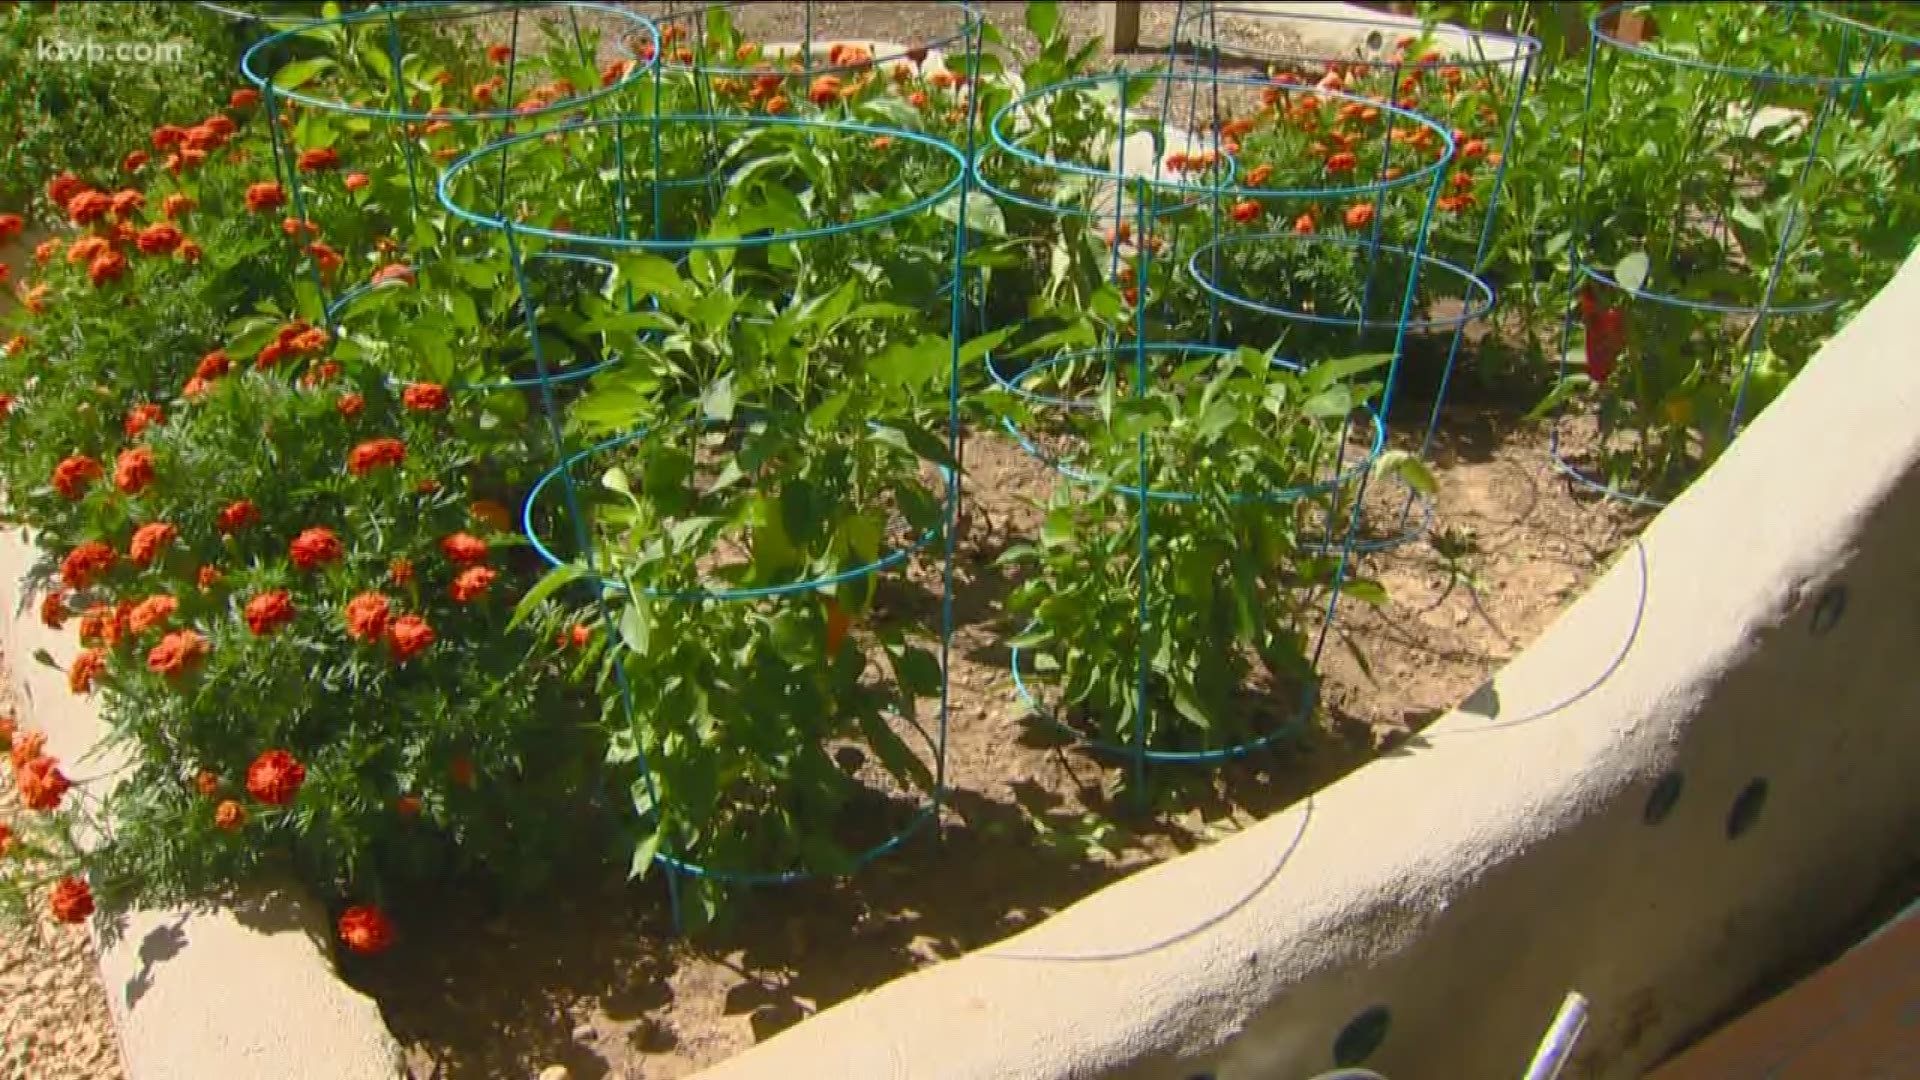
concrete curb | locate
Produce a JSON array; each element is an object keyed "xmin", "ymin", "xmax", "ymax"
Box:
[{"xmin": 0, "ymin": 527, "xmax": 405, "ymax": 1080}]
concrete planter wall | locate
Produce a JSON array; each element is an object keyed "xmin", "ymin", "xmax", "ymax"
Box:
[{"xmin": 7, "ymin": 243, "xmax": 1918, "ymax": 1076}]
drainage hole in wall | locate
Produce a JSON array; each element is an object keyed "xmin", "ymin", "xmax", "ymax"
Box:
[
  {"xmin": 1644, "ymin": 772, "xmax": 1684, "ymax": 825},
  {"xmin": 1333, "ymin": 1004, "xmax": 1391, "ymax": 1067},
  {"xmin": 1727, "ymin": 779, "xmax": 1769, "ymax": 839},
  {"xmin": 1809, "ymin": 584, "xmax": 1847, "ymax": 636}
]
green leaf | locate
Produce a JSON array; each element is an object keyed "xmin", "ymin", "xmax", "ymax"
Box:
[
  {"xmin": 701, "ymin": 375, "xmax": 736, "ymax": 423},
  {"xmin": 271, "ymin": 57, "xmax": 335, "ymax": 91},
  {"xmin": 1614, "ymin": 250, "xmax": 1650, "ymax": 294},
  {"xmin": 615, "ymin": 253, "xmax": 684, "ymax": 300},
  {"xmin": 1371, "ymin": 450, "xmax": 1437, "ymax": 497},
  {"xmin": 628, "ymin": 830, "xmax": 662, "ymax": 880},
  {"xmin": 618, "ymin": 594, "xmax": 652, "ymax": 657},
  {"xmin": 935, "ymin": 191, "xmax": 1007, "ymax": 237},
  {"xmin": 1341, "ymin": 578, "xmax": 1389, "ymax": 606},
  {"xmin": 1026, "ymin": 0, "xmax": 1060, "ymax": 43},
  {"xmin": 510, "ymin": 563, "xmax": 588, "ymax": 629},
  {"xmin": 602, "ymin": 467, "xmax": 633, "ymax": 497}
]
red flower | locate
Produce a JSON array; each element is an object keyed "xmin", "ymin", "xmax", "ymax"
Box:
[
  {"xmin": 387, "ymin": 614, "xmax": 435, "ymax": 662},
  {"xmin": 46, "ymin": 171, "xmax": 85, "ymax": 207},
  {"xmin": 296, "ymin": 146, "xmax": 340, "ymax": 172},
  {"xmin": 66, "ymin": 651, "xmax": 103, "ymax": 693},
  {"xmin": 1325, "ymin": 151, "xmax": 1358, "ymax": 174},
  {"xmin": 1245, "ymin": 164, "xmax": 1274, "ymax": 187},
  {"xmin": 10, "ymin": 729, "xmax": 46, "ymax": 769},
  {"xmin": 128, "ymin": 521, "xmax": 178, "ymax": 567},
  {"xmin": 394, "ymin": 794, "xmax": 422, "ymax": 818},
  {"xmin": 124, "ymin": 403, "xmax": 166, "ymax": 437},
  {"xmin": 337, "ymin": 905, "xmax": 394, "ymax": 955},
  {"xmin": 347, "ymin": 438, "xmax": 407, "ymax": 476},
  {"xmin": 337, "ymin": 393, "xmax": 365, "ymax": 418},
  {"xmin": 110, "ymin": 189, "xmax": 145, "ymax": 219},
  {"xmin": 231, "ymin": 88, "xmax": 261, "ymax": 110},
  {"xmin": 195, "ymin": 770, "xmax": 221, "ymax": 797},
  {"xmin": 88, "ymin": 250, "xmax": 128, "ymax": 287},
  {"xmin": 0, "ymin": 212, "xmax": 23, "ymax": 240},
  {"xmin": 52, "ymin": 455, "xmax": 103, "ymax": 500},
  {"xmin": 401, "ymin": 383, "xmax": 449, "ymax": 412},
  {"xmin": 487, "ymin": 43, "xmax": 513, "ymax": 64},
  {"xmin": 66, "ymin": 189, "xmax": 111, "ymax": 225},
  {"xmin": 40, "ymin": 589, "xmax": 69, "ymax": 630},
  {"xmin": 0, "ymin": 822, "xmax": 10, "ymax": 855},
  {"xmin": 1230, "ymin": 199, "xmax": 1262, "ymax": 224},
  {"xmin": 449, "ymin": 756, "xmax": 476, "ymax": 788},
  {"xmin": 18, "ymin": 756, "xmax": 71, "ymax": 811},
  {"xmin": 1344, "ymin": 202, "xmax": 1376, "ymax": 229},
  {"xmin": 1294, "ymin": 212, "xmax": 1316, "ymax": 234},
  {"xmin": 1580, "ymin": 285, "xmax": 1628, "ymax": 382},
  {"xmin": 49, "ymin": 877, "xmax": 94, "ymax": 924},
  {"xmin": 344, "ymin": 172, "xmax": 370, "ymax": 192},
  {"xmin": 344, "ymin": 592, "xmax": 392, "ymax": 642},
  {"xmin": 197, "ymin": 565, "xmax": 224, "ymax": 591},
  {"xmin": 245, "ymin": 748, "xmax": 306, "ymax": 805},
  {"xmin": 217, "ymin": 499, "xmax": 259, "ymax": 533},
  {"xmin": 290, "ymin": 527, "xmax": 344, "ymax": 570},
  {"xmin": 114, "ymin": 446, "xmax": 155, "ymax": 495},
  {"xmin": 244, "ymin": 182, "xmax": 286, "ymax": 213},
  {"xmin": 439, "ymin": 532, "xmax": 488, "ymax": 564},
  {"xmin": 195, "ymin": 349, "xmax": 230, "ymax": 380},
  {"xmin": 306, "ymin": 241, "xmax": 342, "ymax": 274},
  {"xmin": 244, "ymin": 590, "xmax": 296, "ymax": 636},
  {"xmin": 449, "ymin": 565, "xmax": 497, "ymax": 603},
  {"xmin": 387, "ymin": 557, "xmax": 415, "ymax": 586},
  {"xmin": 214, "ymin": 799, "xmax": 247, "ymax": 831},
  {"xmin": 61, "ymin": 542, "xmax": 116, "ymax": 588},
  {"xmin": 148, "ymin": 629, "xmax": 208, "ymax": 678},
  {"xmin": 126, "ymin": 595, "xmax": 178, "ymax": 634}
]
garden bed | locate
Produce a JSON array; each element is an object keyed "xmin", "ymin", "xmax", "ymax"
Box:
[{"xmin": 353, "ymin": 409, "xmax": 1642, "ymax": 1079}]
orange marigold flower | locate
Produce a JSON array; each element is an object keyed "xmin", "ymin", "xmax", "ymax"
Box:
[
  {"xmin": 195, "ymin": 769, "xmax": 221, "ymax": 796},
  {"xmin": 449, "ymin": 565, "xmax": 497, "ymax": 603},
  {"xmin": 1344, "ymin": 202, "xmax": 1377, "ymax": 229},
  {"xmin": 34, "ymin": 237, "xmax": 62, "ymax": 264},
  {"xmin": 110, "ymin": 189, "xmax": 145, "ymax": 219},
  {"xmin": 66, "ymin": 235, "xmax": 108, "ymax": 265},
  {"xmin": 231, "ymin": 87, "xmax": 260, "ymax": 109},
  {"xmin": 124, "ymin": 403, "xmax": 166, "ymax": 437},
  {"xmin": 114, "ymin": 446, "xmax": 155, "ymax": 495},
  {"xmin": 1294, "ymin": 212, "xmax": 1316, "ymax": 234},
  {"xmin": 401, "ymin": 383, "xmax": 449, "ymax": 412},
  {"xmin": 765, "ymin": 95, "xmax": 790, "ymax": 114},
  {"xmin": 487, "ymin": 42, "xmax": 513, "ymax": 64},
  {"xmin": 127, "ymin": 595, "xmax": 178, "ymax": 634},
  {"xmin": 344, "ymin": 172, "xmax": 370, "ymax": 192},
  {"xmin": 337, "ymin": 904, "xmax": 394, "ymax": 955},
  {"xmin": 1246, "ymin": 164, "xmax": 1274, "ymax": 186},
  {"xmin": 214, "ymin": 799, "xmax": 247, "ymax": 831},
  {"xmin": 21, "ymin": 284, "xmax": 51, "ymax": 315},
  {"xmin": 10, "ymin": 729, "xmax": 45, "ymax": 769},
  {"xmin": 1460, "ymin": 138, "xmax": 1487, "ymax": 161},
  {"xmin": 135, "ymin": 223, "xmax": 183, "ymax": 256},
  {"xmin": 347, "ymin": 438, "xmax": 406, "ymax": 476},
  {"xmin": 3, "ymin": 335, "xmax": 22, "ymax": 356},
  {"xmin": 40, "ymin": 589, "xmax": 69, "ymax": 630},
  {"xmin": 296, "ymin": 146, "xmax": 340, "ymax": 172},
  {"xmin": 0, "ymin": 822, "xmax": 10, "ymax": 855},
  {"xmin": 47, "ymin": 171, "xmax": 86, "ymax": 205},
  {"xmin": 343, "ymin": 592, "xmax": 392, "ymax": 642},
  {"xmin": 52, "ymin": 455, "xmax": 103, "ymax": 500},
  {"xmin": 394, "ymin": 793, "xmax": 422, "ymax": 818},
  {"xmin": 66, "ymin": 189, "xmax": 111, "ymax": 224},
  {"xmin": 439, "ymin": 532, "xmax": 488, "ymax": 564},
  {"xmin": 148, "ymin": 629, "xmax": 208, "ymax": 678},
  {"xmin": 128, "ymin": 521, "xmax": 179, "ymax": 567},
  {"xmin": 1325, "ymin": 151, "xmax": 1358, "ymax": 174},
  {"xmin": 387, "ymin": 557, "xmax": 414, "ymax": 585},
  {"xmin": 195, "ymin": 349, "xmax": 231, "ymax": 380},
  {"xmin": 0, "ymin": 212, "xmax": 22, "ymax": 241},
  {"xmin": 808, "ymin": 75, "xmax": 843, "ymax": 105},
  {"xmin": 387, "ymin": 614, "xmax": 435, "ymax": 662},
  {"xmin": 19, "ymin": 755, "xmax": 71, "ymax": 811},
  {"xmin": 244, "ymin": 590, "xmax": 296, "ymax": 636},
  {"xmin": 61, "ymin": 542, "xmax": 116, "ymax": 588},
  {"xmin": 88, "ymin": 250, "xmax": 129, "ymax": 287},
  {"xmin": 469, "ymin": 500, "xmax": 513, "ymax": 532},
  {"xmin": 49, "ymin": 876, "xmax": 93, "ymax": 924},
  {"xmin": 290, "ymin": 527, "xmax": 344, "ymax": 570},
  {"xmin": 245, "ymin": 748, "xmax": 306, "ymax": 805},
  {"xmin": 244, "ymin": 182, "xmax": 286, "ymax": 213},
  {"xmin": 215, "ymin": 499, "xmax": 259, "ymax": 534},
  {"xmin": 337, "ymin": 392, "xmax": 365, "ymax": 419},
  {"xmin": 306, "ymin": 241, "xmax": 342, "ymax": 274},
  {"xmin": 197, "ymin": 564, "xmax": 224, "ymax": 590},
  {"xmin": 1230, "ymin": 199, "xmax": 1262, "ymax": 224}
]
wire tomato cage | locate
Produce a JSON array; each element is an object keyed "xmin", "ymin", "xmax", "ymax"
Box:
[
  {"xmin": 1167, "ymin": 2, "xmax": 1540, "ymax": 551},
  {"xmin": 1551, "ymin": 2, "xmax": 1920, "ymax": 507},
  {"xmin": 971, "ymin": 67, "xmax": 1452, "ymax": 798},
  {"xmin": 436, "ymin": 83, "xmax": 984, "ymax": 925}
]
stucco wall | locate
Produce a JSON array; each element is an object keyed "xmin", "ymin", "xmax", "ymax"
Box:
[{"xmin": 690, "ymin": 251, "xmax": 1920, "ymax": 1080}]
